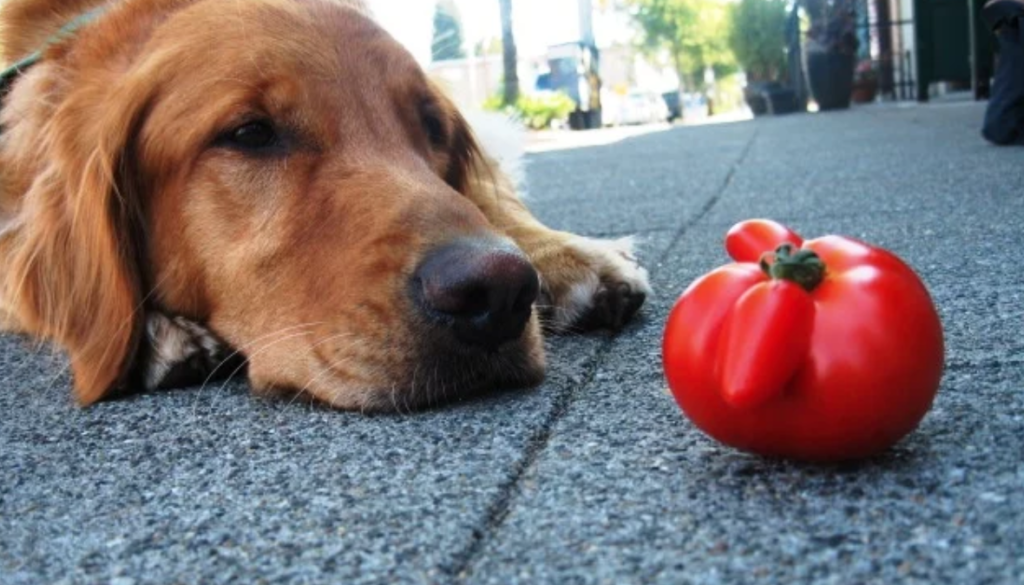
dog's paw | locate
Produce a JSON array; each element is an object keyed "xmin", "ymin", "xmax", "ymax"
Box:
[
  {"xmin": 138, "ymin": 313, "xmax": 239, "ymax": 390},
  {"xmin": 537, "ymin": 236, "xmax": 651, "ymax": 332}
]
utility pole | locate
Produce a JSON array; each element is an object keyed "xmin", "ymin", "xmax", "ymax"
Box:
[{"xmin": 578, "ymin": 0, "xmax": 594, "ymax": 45}]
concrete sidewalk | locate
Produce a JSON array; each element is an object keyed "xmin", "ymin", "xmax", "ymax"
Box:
[{"xmin": 2, "ymin": 102, "xmax": 1022, "ymax": 584}]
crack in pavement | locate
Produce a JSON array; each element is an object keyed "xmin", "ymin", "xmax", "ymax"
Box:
[
  {"xmin": 442, "ymin": 125, "xmax": 761, "ymax": 584},
  {"xmin": 657, "ymin": 126, "xmax": 759, "ymax": 267},
  {"xmin": 944, "ymin": 357, "xmax": 1024, "ymax": 372}
]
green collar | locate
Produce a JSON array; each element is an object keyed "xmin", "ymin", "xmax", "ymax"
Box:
[{"xmin": 0, "ymin": 7, "xmax": 105, "ymax": 98}]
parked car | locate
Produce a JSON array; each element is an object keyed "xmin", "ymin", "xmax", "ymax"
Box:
[
  {"xmin": 682, "ymin": 93, "xmax": 710, "ymax": 121},
  {"xmin": 602, "ymin": 89, "xmax": 670, "ymax": 126}
]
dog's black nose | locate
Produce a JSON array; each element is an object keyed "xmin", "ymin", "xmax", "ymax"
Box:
[{"xmin": 413, "ymin": 238, "xmax": 539, "ymax": 349}]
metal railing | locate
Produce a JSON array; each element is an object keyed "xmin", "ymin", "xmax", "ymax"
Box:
[{"xmin": 857, "ymin": 18, "xmax": 917, "ymax": 101}]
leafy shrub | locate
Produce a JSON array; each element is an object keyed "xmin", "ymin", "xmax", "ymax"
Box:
[
  {"xmin": 482, "ymin": 93, "xmax": 507, "ymax": 113},
  {"xmin": 728, "ymin": 0, "xmax": 788, "ymax": 82},
  {"xmin": 483, "ymin": 91, "xmax": 577, "ymax": 130},
  {"xmin": 515, "ymin": 93, "xmax": 577, "ymax": 129}
]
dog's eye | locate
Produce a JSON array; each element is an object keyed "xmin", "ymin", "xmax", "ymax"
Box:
[
  {"xmin": 218, "ymin": 120, "xmax": 279, "ymax": 151},
  {"xmin": 420, "ymin": 103, "xmax": 447, "ymax": 147}
]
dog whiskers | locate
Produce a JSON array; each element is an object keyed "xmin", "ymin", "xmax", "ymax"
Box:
[
  {"xmin": 189, "ymin": 323, "xmax": 324, "ymax": 417},
  {"xmin": 288, "ymin": 331, "xmax": 363, "ymax": 408},
  {"xmin": 193, "ymin": 321, "xmax": 329, "ymax": 398}
]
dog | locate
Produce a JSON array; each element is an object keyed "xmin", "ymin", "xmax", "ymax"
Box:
[{"xmin": 0, "ymin": 0, "xmax": 650, "ymax": 411}]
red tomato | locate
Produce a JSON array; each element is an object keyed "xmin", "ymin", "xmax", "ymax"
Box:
[
  {"xmin": 663, "ymin": 220, "xmax": 944, "ymax": 461},
  {"xmin": 725, "ymin": 219, "xmax": 803, "ymax": 263}
]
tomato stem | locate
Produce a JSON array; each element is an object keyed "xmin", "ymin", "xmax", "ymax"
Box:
[{"xmin": 759, "ymin": 244, "xmax": 826, "ymax": 292}]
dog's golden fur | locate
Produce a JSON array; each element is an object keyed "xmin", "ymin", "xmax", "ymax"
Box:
[{"xmin": 0, "ymin": 0, "xmax": 649, "ymax": 410}]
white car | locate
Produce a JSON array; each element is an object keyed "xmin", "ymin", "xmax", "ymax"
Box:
[{"xmin": 603, "ymin": 89, "xmax": 669, "ymax": 126}]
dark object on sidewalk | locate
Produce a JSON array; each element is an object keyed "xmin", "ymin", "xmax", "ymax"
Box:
[
  {"xmin": 982, "ymin": 0, "xmax": 1024, "ymax": 145},
  {"xmin": 662, "ymin": 91, "xmax": 681, "ymax": 121},
  {"xmin": 807, "ymin": 49, "xmax": 856, "ymax": 110},
  {"xmin": 804, "ymin": 0, "xmax": 858, "ymax": 110},
  {"xmin": 744, "ymin": 82, "xmax": 801, "ymax": 116}
]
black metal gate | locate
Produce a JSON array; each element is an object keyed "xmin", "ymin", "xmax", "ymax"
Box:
[{"xmin": 856, "ymin": 0, "xmax": 918, "ymax": 101}]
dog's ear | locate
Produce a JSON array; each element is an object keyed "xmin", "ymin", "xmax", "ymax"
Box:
[{"xmin": 2, "ymin": 64, "xmax": 149, "ymax": 405}]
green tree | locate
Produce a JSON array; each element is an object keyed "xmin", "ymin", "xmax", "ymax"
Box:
[
  {"xmin": 727, "ymin": 0, "xmax": 787, "ymax": 82},
  {"xmin": 624, "ymin": 0, "xmax": 735, "ymax": 92},
  {"xmin": 432, "ymin": 0, "xmax": 466, "ymax": 62}
]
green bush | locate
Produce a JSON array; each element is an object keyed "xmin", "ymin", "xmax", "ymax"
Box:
[
  {"xmin": 516, "ymin": 92, "xmax": 577, "ymax": 129},
  {"xmin": 728, "ymin": 0, "xmax": 788, "ymax": 82},
  {"xmin": 482, "ymin": 93, "xmax": 507, "ymax": 113},
  {"xmin": 483, "ymin": 91, "xmax": 577, "ymax": 130}
]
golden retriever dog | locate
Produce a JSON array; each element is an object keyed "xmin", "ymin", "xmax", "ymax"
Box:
[{"xmin": 0, "ymin": 0, "xmax": 650, "ymax": 411}]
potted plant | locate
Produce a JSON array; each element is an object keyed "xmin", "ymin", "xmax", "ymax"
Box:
[
  {"xmin": 728, "ymin": 0, "xmax": 790, "ymax": 115},
  {"xmin": 803, "ymin": 0, "xmax": 859, "ymax": 110},
  {"xmin": 851, "ymin": 59, "xmax": 879, "ymax": 103}
]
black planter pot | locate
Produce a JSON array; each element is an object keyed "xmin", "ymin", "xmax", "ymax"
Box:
[
  {"xmin": 744, "ymin": 81, "xmax": 801, "ymax": 116},
  {"xmin": 807, "ymin": 50, "xmax": 855, "ymax": 110},
  {"xmin": 743, "ymin": 82, "xmax": 773, "ymax": 116}
]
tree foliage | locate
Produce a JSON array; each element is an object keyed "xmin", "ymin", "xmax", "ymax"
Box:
[
  {"xmin": 431, "ymin": 0, "xmax": 466, "ymax": 62},
  {"xmin": 624, "ymin": 0, "xmax": 736, "ymax": 91},
  {"xmin": 727, "ymin": 0, "xmax": 788, "ymax": 82}
]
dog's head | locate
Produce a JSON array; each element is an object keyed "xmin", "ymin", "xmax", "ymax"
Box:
[{"xmin": 0, "ymin": 0, "xmax": 545, "ymax": 410}]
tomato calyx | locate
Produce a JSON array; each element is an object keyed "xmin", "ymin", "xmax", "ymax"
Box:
[{"xmin": 760, "ymin": 243, "xmax": 826, "ymax": 292}]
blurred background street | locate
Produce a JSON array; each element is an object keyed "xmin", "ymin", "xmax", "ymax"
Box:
[{"xmin": 371, "ymin": 0, "xmax": 983, "ymax": 131}]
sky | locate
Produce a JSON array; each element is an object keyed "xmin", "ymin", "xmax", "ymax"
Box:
[{"xmin": 366, "ymin": 0, "xmax": 634, "ymax": 64}]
